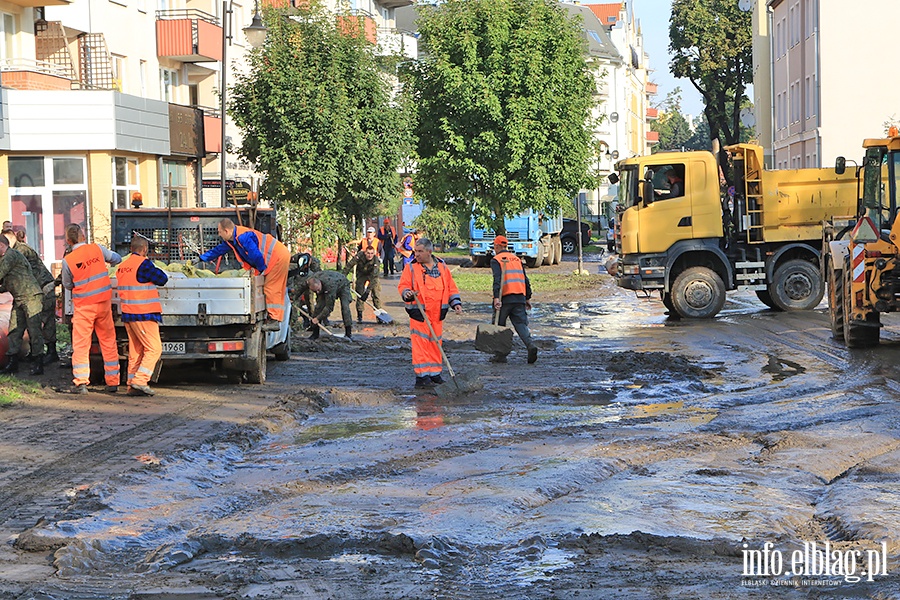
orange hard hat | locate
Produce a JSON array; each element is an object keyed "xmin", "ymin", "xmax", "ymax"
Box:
[{"xmin": 494, "ymin": 235, "xmax": 508, "ymax": 246}]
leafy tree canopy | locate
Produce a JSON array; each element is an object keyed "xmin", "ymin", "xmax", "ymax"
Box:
[
  {"xmin": 229, "ymin": 3, "xmax": 411, "ymax": 233},
  {"xmin": 669, "ymin": 0, "xmax": 752, "ymax": 152},
  {"xmin": 405, "ymin": 0, "xmax": 595, "ymax": 234},
  {"xmin": 652, "ymin": 88, "xmax": 694, "ymax": 152}
]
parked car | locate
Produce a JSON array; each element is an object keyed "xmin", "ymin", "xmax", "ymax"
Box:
[{"xmin": 560, "ymin": 219, "xmax": 591, "ymax": 254}]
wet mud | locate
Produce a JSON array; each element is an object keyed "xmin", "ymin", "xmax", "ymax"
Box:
[{"xmin": 4, "ymin": 262, "xmax": 900, "ymax": 598}]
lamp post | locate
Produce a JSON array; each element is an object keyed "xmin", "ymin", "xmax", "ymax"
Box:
[{"xmin": 220, "ymin": 0, "xmax": 267, "ymax": 209}]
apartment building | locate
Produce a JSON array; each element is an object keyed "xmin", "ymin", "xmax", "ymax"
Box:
[
  {"xmin": 759, "ymin": 0, "xmax": 900, "ymax": 169},
  {"xmin": 0, "ymin": 0, "xmax": 412, "ymax": 267}
]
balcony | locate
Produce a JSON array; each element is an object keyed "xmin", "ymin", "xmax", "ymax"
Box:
[
  {"xmin": 378, "ymin": 0, "xmax": 415, "ymax": 7},
  {"xmin": 337, "ymin": 12, "xmax": 377, "ymax": 45},
  {"xmin": 0, "ymin": 59, "xmax": 73, "ymax": 90},
  {"xmin": 156, "ymin": 10, "xmax": 223, "ymax": 63},
  {"xmin": 646, "ymin": 131, "xmax": 659, "ymax": 143},
  {"xmin": 5, "ymin": 0, "xmax": 69, "ymax": 6},
  {"xmin": 646, "ymin": 107, "xmax": 658, "ymax": 120},
  {"xmin": 201, "ymin": 107, "xmax": 222, "ymax": 154},
  {"xmin": 376, "ymin": 27, "xmax": 417, "ymax": 58},
  {"xmin": 645, "ymin": 82, "xmax": 658, "ymax": 95}
]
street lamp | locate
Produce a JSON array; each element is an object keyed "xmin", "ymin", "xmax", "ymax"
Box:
[{"xmin": 220, "ymin": 0, "xmax": 267, "ymax": 208}]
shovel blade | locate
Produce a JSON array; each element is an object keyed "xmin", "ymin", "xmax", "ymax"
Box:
[{"xmin": 375, "ymin": 309, "xmax": 394, "ymax": 324}]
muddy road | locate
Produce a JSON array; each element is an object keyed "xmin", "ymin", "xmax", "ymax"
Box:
[{"xmin": 3, "ymin": 257, "xmax": 900, "ymax": 599}]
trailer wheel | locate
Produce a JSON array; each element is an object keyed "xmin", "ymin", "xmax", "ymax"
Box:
[
  {"xmin": 768, "ymin": 259, "xmax": 824, "ymax": 311},
  {"xmin": 842, "ymin": 256, "xmax": 880, "ymax": 347},
  {"xmin": 245, "ymin": 333, "xmax": 267, "ymax": 384},
  {"xmin": 755, "ymin": 290, "xmax": 780, "ymax": 310},
  {"xmin": 826, "ymin": 257, "xmax": 844, "ymax": 340},
  {"xmin": 670, "ymin": 267, "xmax": 726, "ymax": 318}
]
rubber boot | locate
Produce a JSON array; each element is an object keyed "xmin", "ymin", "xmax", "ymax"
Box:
[
  {"xmin": 309, "ymin": 325, "xmax": 320, "ymax": 340},
  {"xmin": 357, "ymin": 312, "xmax": 363, "ymax": 324},
  {"xmin": 1, "ymin": 356, "xmax": 19, "ymax": 374},
  {"xmin": 344, "ymin": 326, "xmax": 352, "ymax": 340},
  {"xmin": 29, "ymin": 356, "xmax": 44, "ymax": 376},
  {"xmin": 44, "ymin": 345, "xmax": 60, "ymax": 365}
]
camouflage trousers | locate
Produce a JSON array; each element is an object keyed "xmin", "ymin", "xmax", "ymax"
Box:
[
  {"xmin": 41, "ymin": 287, "xmax": 57, "ymax": 346},
  {"xmin": 8, "ymin": 292, "xmax": 45, "ymax": 356},
  {"xmin": 354, "ymin": 274, "xmax": 382, "ymax": 315}
]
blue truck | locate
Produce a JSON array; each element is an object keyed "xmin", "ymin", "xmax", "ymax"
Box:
[{"xmin": 468, "ymin": 208, "xmax": 564, "ymax": 268}]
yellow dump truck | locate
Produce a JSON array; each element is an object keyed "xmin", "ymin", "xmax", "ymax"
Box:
[
  {"xmin": 614, "ymin": 144, "xmax": 858, "ymax": 318},
  {"xmin": 823, "ymin": 131, "xmax": 900, "ymax": 347}
]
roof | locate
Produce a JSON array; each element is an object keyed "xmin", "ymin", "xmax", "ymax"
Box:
[
  {"xmin": 558, "ymin": 3, "xmax": 622, "ymax": 62},
  {"xmin": 587, "ymin": 2, "xmax": 624, "ymax": 27}
]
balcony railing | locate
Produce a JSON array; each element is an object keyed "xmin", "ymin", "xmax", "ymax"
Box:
[
  {"xmin": 646, "ymin": 107, "xmax": 659, "ymax": 119},
  {"xmin": 156, "ymin": 9, "xmax": 223, "ymax": 63},
  {"xmin": 337, "ymin": 10, "xmax": 377, "ymax": 45},
  {"xmin": 645, "ymin": 82, "xmax": 658, "ymax": 95},
  {"xmin": 646, "ymin": 131, "xmax": 660, "ymax": 143},
  {"xmin": 376, "ymin": 27, "xmax": 417, "ymax": 58},
  {"xmin": 0, "ymin": 58, "xmax": 74, "ymax": 90}
]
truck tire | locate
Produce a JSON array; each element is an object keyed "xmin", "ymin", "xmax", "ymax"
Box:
[
  {"xmin": 842, "ymin": 255, "xmax": 880, "ymax": 347},
  {"xmin": 525, "ymin": 244, "xmax": 543, "ymax": 268},
  {"xmin": 670, "ymin": 267, "xmax": 726, "ymax": 319},
  {"xmin": 245, "ymin": 333, "xmax": 267, "ymax": 384},
  {"xmin": 472, "ymin": 255, "xmax": 489, "ymax": 268},
  {"xmin": 553, "ymin": 238, "xmax": 562, "ymax": 264},
  {"xmin": 755, "ymin": 290, "xmax": 780, "ymax": 310},
  {"xmin": 542, "ymin": 239, "xmax": 553, "ymax": 266},
  {"xmin": 768, "ymin": 259, "xmax": 824, "ymax": 311},
  {"xmin": 826, "ymin": 257, "xmax": 844, "ymax": 340}
]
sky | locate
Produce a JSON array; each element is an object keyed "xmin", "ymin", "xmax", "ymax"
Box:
[{"xmin": 581, "ymin": 0, "xmax": 705, "ymax": 118}]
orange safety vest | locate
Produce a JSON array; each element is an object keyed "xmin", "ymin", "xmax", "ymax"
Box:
[
  {"xmin": 65, "ymin": 243, "xmax": 112, "ymax": 307},
  {"xmin": 115, "ymin": 254, "xmax": 162, "ymax": 315},
  {"xmin": 397, "ymin": 233, "xmax": 418, "ymax": 258},
  {"xmin": 399, "ymin": 260, "xmax": 460, "ymax": 321},
  {"xmin": 495, "ymin": 251, "xmax": 527, "ymax": 296},
  {"xmin": 227, "ymin": 225, "xmax": 279, "ymax": 274},
  {"xmin": 360, "ymin": 237, "xmax": 381, "ymax": 253}
]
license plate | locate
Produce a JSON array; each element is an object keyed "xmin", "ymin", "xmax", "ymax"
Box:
[{"xmin": 162, "ymin": 342, "xmax": 186, "ymax": 354}]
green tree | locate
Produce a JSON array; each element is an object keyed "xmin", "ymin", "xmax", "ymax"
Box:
[
  {"xmin": 405, "ymin": 0, "xmax": 595, "ymax": 235},
  {"xmin": 412, "ymin": 207, "xmax": 464, "ymax": 250},
  {"xmin": 652, "ymin": 88, "xmax": 693, "ymax": 152},
  {"xmin": 669, "ymin": 0, "xmax": 752, "ymax": 171},
  {"xmin": 229, "ymin": 3, "xmax": 411, "ymax": 258}
]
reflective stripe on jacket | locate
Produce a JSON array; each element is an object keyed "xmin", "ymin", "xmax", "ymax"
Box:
[
  {"xmin": 116, "ymin": 254, "xmax": 162, "ymax": 315},
  {"xmin": 398, "ymin": 259, "xmax": 461, "ymax": 322},
  {"xmin": 496, "ymin": 252, "xmax": 527, "ymax": 297},
  {"xmin": 65, "ymin": 243, "xmax": 111, "ymax": 306},
  {"xmin": 360, "ymin": 237, "xmax": 381, "ymax": 254}
]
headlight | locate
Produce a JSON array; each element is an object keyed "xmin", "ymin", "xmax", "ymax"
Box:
[{"xmin": 622, "ymin": 264, "xmax": 640, "ymax": 275}]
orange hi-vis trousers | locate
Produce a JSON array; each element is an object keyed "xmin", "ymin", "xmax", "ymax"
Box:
[
  {"xmin": 263, "ymin": 243, "xmax": 291, "ymax": 322},
  {"xmin": 72, "ymin": 300, "xmax": 120, "ymax": 387},
  {"xmin": 125, "ymin": 321, "xmax": 162, "ymax": 388},
  {"xmin": 410, "ymin": 291, "xmax": 444, "ymax": 378}
]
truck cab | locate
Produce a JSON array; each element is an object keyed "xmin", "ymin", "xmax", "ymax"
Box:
[{"xmin": 469, "ymin": 208, "xmax": 564, "ymax": 268}]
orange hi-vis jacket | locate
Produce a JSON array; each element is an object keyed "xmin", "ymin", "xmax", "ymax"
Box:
[
  {"xmin": 228, "ymin": 225, "xmax": 281, "ymax": 275},
  {"xmin": 495, "ymin": 251, "xmax": 527, "ymax": 297},
  {"xmin": 399, "ymin": 259, "xmax": 461, "ymax": 322},
  {"xmin": 397, "ymin": 233, "xmax": 419, "ymax": 259},
  {"xmin": 116, "ymin": 254, "xmax": 162, "ymax": 315},
  {"xmin": 360, "ymin": 237, "xmax": 381, "ymax": 253},
  {"xmin": 65, "ymin": 243, "xmax": 112, "ymax": 307}
]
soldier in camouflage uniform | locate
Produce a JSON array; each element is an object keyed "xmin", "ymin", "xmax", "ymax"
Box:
[
  {"xmin": 306, "ymin": 270, "xmax": 353, "ymax": 340},
  {"xmin": 342, "ymin": 245, "xmax": 382, "ymax": 323},
  {"xmin": 2, "ymin": 229, "xmax": 57, "ymax": 364},
  {"xmin": 288, "ymin": 252, "xmax": 320, "ymax": 331},
  {"xmin": 0, "ymin": 236, "xmax": 45, "ymax": 375}
]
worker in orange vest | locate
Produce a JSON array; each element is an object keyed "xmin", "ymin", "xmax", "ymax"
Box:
[
  {"xmin": 116, "ymin": 236, "xmax": 169, "ymax": 396},
  {"xmin": 491, "ymin": 235, "xmax": 537, "ymax": 364},
  {"xmin": 396, "ymin": 227, "xmax": 424, "ymax": 267},
  {"xmin": 358, "ymin": 226, "xmax": 381, "ymax": 255},
  {"xmin": 398, "ymin": 237, "xmax": 462, "ymax": 389},
  {"xmin": 195, "ymin": 218, "xmax": 290, "ymax": 331},
  {"xmin": 377, "ymin": 218, "xmax": 397, "ymax": 276},
  {"xmin": 61, "ymin": 223, "xmax": 122, "ymax": 394}
]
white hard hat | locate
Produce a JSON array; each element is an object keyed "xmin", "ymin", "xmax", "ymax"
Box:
[{"xmin": 367, "ymin": 227, "xmax": 376, "ymax": 233}]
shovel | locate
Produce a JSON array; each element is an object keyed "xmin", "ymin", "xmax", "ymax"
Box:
[
  {"xmin": 413, "ymin": 295, "xmax": 482, "ymax": 397},
  {"xmin": 351, "ymin": 287, "xmax": 393, "ymax": 324},
  {"xmin": 294, "ymin": 306, "xmax": 345, "ymax": 338}
]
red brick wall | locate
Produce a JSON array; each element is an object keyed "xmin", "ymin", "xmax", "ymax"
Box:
[{"xmin": 0, "ymin": 71, "xmax": 72, "ymax": 91}]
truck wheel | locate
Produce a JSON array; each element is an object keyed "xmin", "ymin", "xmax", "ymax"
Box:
[
  {"xmin": 826, "ymin": 257, "xmax": 844, "ymax": 340},
  {"xmin": 472, "ymin": 255, "xmax": 489, "ymax": 268},
  {"xmin": 542, "ymin": 240, "xmax": 553, "ymax": 265},
  {"xmin": 553, "ymin": 238, "xmax": 562, "ymax": 264},
  {"xmin": 755, "ymin": 290, "xmax": 780, "ymax": 310},
  {"xmin": 670, "ymin": 267, "xmax": 726, "ymax": 319},
  {"xmin": 273, "ymin": 334, "xmax": 291, "ymax": 361},
  {"xmin": 768, "ymin": 259, "xmax": 824, "ymax": 311},
  {"xmin": 245, "ymin": 334, "xmax": 267, "ymax": 384},
  {"xmin": 842, "ymin": 256, "xmax": 880, "ymax": 347}
]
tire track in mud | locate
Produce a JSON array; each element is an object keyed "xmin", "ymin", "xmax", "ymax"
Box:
[{"xmin": 0, "ymin": 393, "xmax": 232, "ymax": 534}]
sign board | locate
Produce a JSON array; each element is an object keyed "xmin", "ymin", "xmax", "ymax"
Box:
[
  {"xmin": 168, "ymin": 104, "xmax": 205, "ymax": 158},
  {"xmin": 226, "ymin": 181, "xmax": 252, "ymax": 205}
]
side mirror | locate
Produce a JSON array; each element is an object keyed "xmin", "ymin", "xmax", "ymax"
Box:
[
  {"xmin": 642, "ymin": 180, "xmax": 655, "ymax": 205},
  {"xmin": 835, "ymin": 156, "xmax": 846, "ymax": 175}
]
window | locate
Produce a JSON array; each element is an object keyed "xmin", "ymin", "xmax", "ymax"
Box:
[
  {"xmin": 160, "ymin": 68, "xmax": 178, "ymax": 102},
  {"xmin": 160, "ymin": 160, "xmax": 187, "ymax": 208},
  {"xmin": 805, "ymin": 77, "xmax": 811, "ymax": 120},
  {"xmin": 648, "ymin": 164, "xmax": 685, "ymax": 201},
  {"xmin": 0, "ymin": 12, "xmax": 16, "ymax": 61},
  {"xmin": 111, "ymin": 54, "xmax": 125, "ymax": 92},
  {"xmin": 112, "ymin": 157, "xmax": 139, "ymax": 209},
  {"xmin": 140, "ymin": 60, "xmax": 147, "ymax": 97}
]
